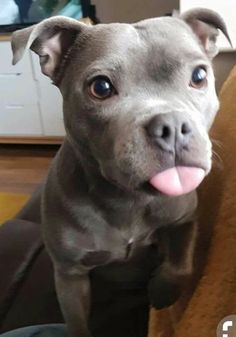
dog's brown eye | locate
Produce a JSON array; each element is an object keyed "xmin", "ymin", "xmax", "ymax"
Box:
[
  {"xmin": 190, "ymin": 66, "xmax": 207, "ymax": 88},
  {"xmin": 89, "ymin": 76, "xmax": 115, "ymax": 100}
]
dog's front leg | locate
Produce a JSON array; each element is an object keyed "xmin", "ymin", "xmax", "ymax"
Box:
[
  {"xmin": 148, "ymin": 221, "xmax": 197, "ymax": 309},
  {"xmin": 55, "ymin": 270, "xmax": 92, "ymax": 337}
]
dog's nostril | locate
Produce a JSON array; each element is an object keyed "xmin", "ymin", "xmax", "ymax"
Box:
[
  {"xmin": 161, "ymin": 125, "xmax": 171, "ymax": 139},
  {"xmin": 146, "ymin": 114, "xmax": 193, "ymax": 153},
  {"xmin": 146, "ymin": 121, "xmax": 171, "ymax": 139},
  {"xmin": 181, "ymin": 123, "xmax": 191, "ymax": 135}
]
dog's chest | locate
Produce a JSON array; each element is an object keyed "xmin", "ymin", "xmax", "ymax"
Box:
[{"xmin": 92, "ymin": 205, "xmax": 158, "ymax": 262}]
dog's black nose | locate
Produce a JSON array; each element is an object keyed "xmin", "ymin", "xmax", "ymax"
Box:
[{"xmin": 146, "ymin": 113, "xmax": 192, "ymax": 152}]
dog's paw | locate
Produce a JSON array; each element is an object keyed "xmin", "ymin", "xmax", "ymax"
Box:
[{"xmin": 148, "ymin": 272, "xmax": 181, "ymax": 309}]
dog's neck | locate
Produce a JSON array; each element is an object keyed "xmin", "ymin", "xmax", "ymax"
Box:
[
  {"xmin": 54, "ymin": 137, "xmax": 197, "ymax": 232},
  {"xmin": 60, "ymin": 136, "xmax": 197, "ymax": 224}
]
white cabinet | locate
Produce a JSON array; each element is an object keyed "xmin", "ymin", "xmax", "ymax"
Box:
[
  {"xmin": 0, "ymin": 38, "xmax": 65, "ymax": 142},
  {"xmin": 31, "ymin": 53, "xmax": 65, "ymax": 136}
]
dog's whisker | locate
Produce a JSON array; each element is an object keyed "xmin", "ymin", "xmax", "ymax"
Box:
[
  {"xmin": 211, "ymin": 137, "xmax": 223, "ymax": 149},
  {"xmin": 212, "ymin": 149, "xmax": 222, "ymax": 163},
  {"xmin": 212, "ymin": 150, "xmax": 224, "ymax": 170}
]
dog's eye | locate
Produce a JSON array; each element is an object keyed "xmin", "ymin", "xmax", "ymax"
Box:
[
  {"xmin": 89, "ymin": 76, "xmax": 115, "ymax": 100},
  {"xmin": 190, "ymin": 66, "xmax": 207, "ymax": 88}
]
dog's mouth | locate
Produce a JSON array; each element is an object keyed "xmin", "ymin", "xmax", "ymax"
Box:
[
  {"xmin": 99, "ymin": 157, "xmax": 207, "ymax": 196},
  {"xmin": 149, "ymin": 166, "xmax": 205, "ymax": 196}
]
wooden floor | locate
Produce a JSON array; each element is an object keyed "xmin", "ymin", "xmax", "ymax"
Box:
[{"xmin": 0, "ymin": 144, "xmax": 59, "ymax": 194}]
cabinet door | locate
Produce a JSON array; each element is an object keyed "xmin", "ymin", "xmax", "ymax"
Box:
[
  {"xmin": 0, "ymin": 103, "xmax": 42, "ymax": 136},
  {"xmin": 0, "ymin": 42, "xmax": 43, "ymax": 136},
  {"xmin": 31, "ymin": 53, "xmax": 65, "ymax": 136}
]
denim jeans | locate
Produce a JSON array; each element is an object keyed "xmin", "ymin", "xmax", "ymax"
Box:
[{"xmin": 0, "ymin": 324, "xmax": 67, "ymax": 337}]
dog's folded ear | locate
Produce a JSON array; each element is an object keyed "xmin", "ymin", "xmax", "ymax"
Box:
[
  {"xmin": 180, "ymin": 8, "xmax": 232, "ymax": 58},
  {"xmin": 11, "ymin": 17, "xmax": 87, "ymax": 81}
]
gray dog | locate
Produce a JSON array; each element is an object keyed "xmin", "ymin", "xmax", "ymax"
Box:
[{"xmin": 11, "ymin": 8, "xmax": 230, "ymax": 337}]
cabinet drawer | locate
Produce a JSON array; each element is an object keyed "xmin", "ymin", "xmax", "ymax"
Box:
[
  {"xmin": 39, "ymin": 84, "xmax": 65, "ymax": 136},
  {"xmin": 0, "ymin": 41, "xmax": 33, "ymax": 76},
  {"xmin": 0, "ymin": 76, "xmax": 38, "ymax": 104},
  {"xmin": 0, "ymin": 103, "xmax": 43, "ymax": 135}
]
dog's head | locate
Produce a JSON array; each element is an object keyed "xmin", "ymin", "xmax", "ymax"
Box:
[{"xmin": 12, "ymin": 9, "xmax": 231, "ymax": 196}]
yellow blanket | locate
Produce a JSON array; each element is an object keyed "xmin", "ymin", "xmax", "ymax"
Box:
[
  {"xmin": 149, "ymin": 66, "xmax": 236, "ymax": 337},
  {"xmin": 0, "ymin": 192, "xmax": 29, "ymax": 224}
]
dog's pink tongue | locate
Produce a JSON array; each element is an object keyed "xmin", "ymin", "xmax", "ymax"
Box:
[{"xmin": 149, "ymin": 166, "xmax": 205, "ymax": 196}]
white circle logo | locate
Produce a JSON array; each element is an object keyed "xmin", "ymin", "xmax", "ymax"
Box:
[{"xmin": 217, "ymin": 315, "xmax": 236, "ymax": 337}]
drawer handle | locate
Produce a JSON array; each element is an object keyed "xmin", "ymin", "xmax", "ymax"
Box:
[
  {"xmin": 6, "ymin": 104, "xmax": 24, "ymax": 109},
  {"xmin": 0, "ymin": 73, "xmax": 22, "ymax": 78}
]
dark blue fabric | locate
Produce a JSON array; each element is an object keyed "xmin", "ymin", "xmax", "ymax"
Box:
[{"xmin": 0, "ymin": 324, "xmax": 67, "ymax": 337}]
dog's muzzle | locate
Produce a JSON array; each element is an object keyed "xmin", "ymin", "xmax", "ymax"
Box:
[{"xmin": 146, "ymin": 112, "xmax": 206, "ymax": 196}]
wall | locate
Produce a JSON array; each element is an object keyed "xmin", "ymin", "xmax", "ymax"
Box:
[
  {"xmin": 180, "ymin": 0, "xmax": 236, "ymax": 50},
  {"xmin": 214, "ymin": 52, "xmax": 236, "ymax": 93},
  {"xmin": 92, "ymin": 0, "xmax": 179, "ymax": 23}
]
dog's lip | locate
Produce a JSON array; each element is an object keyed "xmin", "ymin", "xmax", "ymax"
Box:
[{"xmin": 148, "ymin": 166, "xmax": 206, "ymax": 197}]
